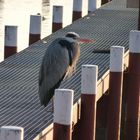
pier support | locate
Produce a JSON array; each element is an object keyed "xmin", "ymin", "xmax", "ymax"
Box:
[
  {"xmin": 29, "ymin": 15, "xmax": 41, "ymax": 45},
  {"xmin": 53, "ymin": 89, "xmax": 74, "ymax": 140},
  {"xmin": 88, "ymin": 0, "xmax": 101, "ymax": 13},
  {"xmin": 52, "ymin": 6, "xmax": 63, "ymax": 33},
  {"xmin": 79, "ymin": 64, "xmax": 98, "ymax": 140},
  {"xmin": 125, "ymin": 30, "xmax": 140, "ymax": 140},
  {"xmin": 138, "ymin": 0, "xmax": 140, "ymax": 30},
  {"xmin": 0, "ymin": 126, "xmax": 24, "ymax": 140},
  {"xmin": 4, "ymin": 26, "xmax": 17, "ymax": 59},
  {"xmin": 106, "ymin": 46, "xmax": 124, "ymax": 140},
  {"xmin": 73, "ymin": 0, "xmax": 82, "ymax": 21}
]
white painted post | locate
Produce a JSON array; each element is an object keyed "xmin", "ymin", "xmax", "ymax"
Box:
[
  {"xmin": 129, "ymin": 30, "xmax": 140, "ymax": 53},
  {"xmin": 106, "ymin": 46, "xmax": 124, "ymax": 140},
  {"xmin": 52, "ymin": 6, "xmax": 63, "ymax": 32},
  {"xmin": 81, "ymin": 65, "xmax": 98, "ymax": 94},
  {"xmin": 125, "ymin": 30, "xmax": 140, "ymax": 140},
  {"xmin": 110, "ymin": 46, "xmax": 124, "ymax": 72},
  {"xmin": 4, "ymin": 25, "xmax": 18, "ymax": 59},
  {"xmin": 73, "ymin": 0, "xmax": 83, "ymax": 21},
  {"xmin": 53, "ymin": 89, "xmax": 74, "ymax": 140},
  {"xmin": 79, "ymin": 65, "xmax": 98, "ymax": 140},
  {"xmin": 0, "ymin": 126, "xmax": 24, "ymax": 140},
  {"xmin": 73, "ymin": 0, "xmax": 83, "ymax": 12},
  {"xmin": 29, "ymin": 15, "xmax": 41, "ymax": 45},
  {"xmin": 88, "ymin": 0, "xmax": 101, "ymax": 13}
]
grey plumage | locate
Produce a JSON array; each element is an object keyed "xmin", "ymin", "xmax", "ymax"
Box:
[{"xmin": 38, "ymin": 32, "xmax": 80, "ymax": 107}]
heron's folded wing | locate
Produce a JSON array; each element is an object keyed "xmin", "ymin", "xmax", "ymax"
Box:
[{"xmin": 39, "ymin": 42, "xmax": 70, "ymax": 92}]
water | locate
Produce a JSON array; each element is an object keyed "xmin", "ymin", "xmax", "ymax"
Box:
[{"xmin": 0, "ymin": 0, "xmax": 50, "ymax": 61}]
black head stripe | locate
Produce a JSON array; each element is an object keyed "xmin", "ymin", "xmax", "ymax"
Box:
[
  {"xmin": 65, "ymin": 34, "xmax": 77, "ymax": 39},
  {"xmin": 65, "ymin": 32, "xmax": 80, "ymax": 40}
]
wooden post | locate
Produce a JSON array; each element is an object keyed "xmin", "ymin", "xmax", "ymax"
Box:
[
  {"xmin": 73, "ymin": 0, "xmax": 82, "ymax": 21},
  {"xmin": 53, "ymin": 89, "xmax": 74, "ymax": 140},
  {"xmin": 106, "ymin": 46, "xmax": 124, "ymax": 140},
  {"xmin": 0, "ymin": 126, "xmax": 24, "ymax": 140},
  {"xmin": 4, "ymin": 26, "xmax": 17, "ymax": 59},
  {"xmin": 101, "ymin": 0, "xmax": 110, "ymax": 5},
  {"xmin": 52, "ymin": 6, "xmax": 63, "ymax": 33},
  {"xmin": 125, "ymin": 30, "xmax": 140, "ymax": 140},
  {"xmin": 79, "ymin": 64, "xmax": 98, "ymax": 140},
  {"xmin": 29, "ymin": 15, "xmax": 41, "ymax": 45},
  {"xmin": 138, "ymin": 0, "xmax": 140, "ymax": 30},
  {"xmin": 88, "ymin": 0, "xmax": 101, "ymax": 13}
]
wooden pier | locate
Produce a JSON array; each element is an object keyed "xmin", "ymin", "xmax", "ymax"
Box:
[{"xmin": 0, "ymin": 0, "xmax": 139, "ymax": 140}]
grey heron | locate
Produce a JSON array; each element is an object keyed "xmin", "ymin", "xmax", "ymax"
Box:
[{"xmin": 38, "ymin": 32, "xmax": 93, "ymax": 107}]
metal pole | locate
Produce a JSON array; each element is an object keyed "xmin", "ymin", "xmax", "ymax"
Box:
[
  {"xmin": 106, "ymin": 46, "xmax": 124, "ymax": 140},
  {"xmin": 53, "ymin": 89, "xmax": 74, "ymax": 140}
]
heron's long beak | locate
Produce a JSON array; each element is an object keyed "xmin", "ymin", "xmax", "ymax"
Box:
[{"xmin": 79, "ymin": 38, "xmax": 96, "ymax": 43}]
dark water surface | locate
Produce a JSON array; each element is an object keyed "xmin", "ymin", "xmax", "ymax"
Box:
[{"xmin": 0, "ymin": 0, "xmax": 50, "ymax": 61}]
